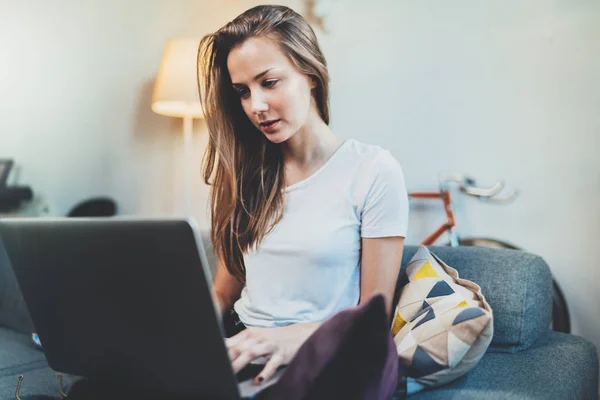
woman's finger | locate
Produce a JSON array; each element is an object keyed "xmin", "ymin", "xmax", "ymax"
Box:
[
  {"xmin": 228, "ymin": 335, "xmax": 262, "ymax": 363},
  {"xmin": 225, "ymin": 328, "xmax": 251, "ymax": 348},
  {"xmin": 255, "ymin": 352, "xmax": 285, "ymax": 385},
  {"xmin": 231, "ymin": 341, "xmax": 277, "ymax": 374}
]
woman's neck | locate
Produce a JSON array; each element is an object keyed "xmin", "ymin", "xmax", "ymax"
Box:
[
  {"xmin": 280, "ymin": 112, "xmax": 345, "ymax": 187},
  {"xmin": 281, "ymin": 114, "xmax": 342, "ymax": 169}
]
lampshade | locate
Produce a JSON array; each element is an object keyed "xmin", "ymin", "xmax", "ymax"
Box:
[{"xmin": 152, "ymin": 38, "xmax": 204, "ymax": 119}]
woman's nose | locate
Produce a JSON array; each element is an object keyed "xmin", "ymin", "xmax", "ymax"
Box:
[{"xmin": 250, "ymin": 92, "xmax": 268, "ymax": 114}]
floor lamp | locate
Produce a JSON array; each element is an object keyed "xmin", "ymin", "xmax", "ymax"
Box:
[{"xmin": 151, "ymin": 38, "xmax": 204, "ymax": 217}]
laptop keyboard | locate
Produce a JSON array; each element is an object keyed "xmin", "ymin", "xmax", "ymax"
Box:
[{"xmin": 235, "ymin": 363, "xmax": 265, "ymax": 383}]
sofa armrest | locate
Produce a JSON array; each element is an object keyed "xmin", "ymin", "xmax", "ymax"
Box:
[{"xmin": 396, "ymin": 246, "xmax": 553, "ymax": 353}]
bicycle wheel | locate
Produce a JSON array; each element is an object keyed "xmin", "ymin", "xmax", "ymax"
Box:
[{"xmin": 451, "ymin": 238, "xmax": 571, "ymax": 334}]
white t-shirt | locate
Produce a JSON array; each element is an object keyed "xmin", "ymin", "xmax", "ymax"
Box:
[{"xmin": 233, "ymin": 138, "xmax": 409, "ymax": 328}]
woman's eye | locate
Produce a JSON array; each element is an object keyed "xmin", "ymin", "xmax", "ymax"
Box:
[
  {"xmin": 237, "ymin": 88, "xmax": 250, "ymax": 99},
  {"xmin": 263, "ymin": 79, "xmax": 278, "ymax": 88}
]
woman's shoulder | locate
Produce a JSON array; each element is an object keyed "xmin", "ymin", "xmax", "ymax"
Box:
[{"xmin": 342, "ymin": 138, "xmax": 402, "ymax": 171}]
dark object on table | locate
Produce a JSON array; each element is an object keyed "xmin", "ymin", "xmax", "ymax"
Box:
[
  {"xmin": 0, "ymin": 159, "xmax": 14, "ymax": 187},
  {"xmin": 67, "ymin": 197, "xmax": 117, "ymax": 217},
  {"xmin": 0, "ymin": 186, "xmax": 33, "ymax": 212},
  {"xmin": 0, "ymin": 159, "xmax": 34, "ymax": 212}
]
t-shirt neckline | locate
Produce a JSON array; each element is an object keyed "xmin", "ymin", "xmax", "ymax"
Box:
[{"xmin": 285, "ymin": 139, "xmax": 351, "ymax": 193}]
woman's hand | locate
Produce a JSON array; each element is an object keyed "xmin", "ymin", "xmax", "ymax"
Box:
[{"xmin": 225, "ymin": 321, "xmax": 321, "ymax": 384}]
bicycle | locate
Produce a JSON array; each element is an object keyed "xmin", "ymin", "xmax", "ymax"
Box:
[{"xmin": 408, "ymin": 172, "xmax": 570, "ymax": 333}]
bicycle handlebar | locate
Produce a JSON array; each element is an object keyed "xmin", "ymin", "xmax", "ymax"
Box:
[
  {"xmin": 460, "ymin": 181, "xmax": 503, "ymax": 197},
  {"xmin": 438, "ymin": 172, "xmax": 520, "ymax": 204}
]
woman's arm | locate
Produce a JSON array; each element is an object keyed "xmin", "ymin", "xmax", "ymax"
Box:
[
  {"xmin": 212, "ymin": 259, "xmax": 244, "ymax": 317},
  {"xmin": 359, "ymin": 236, "xmax": 405, "ymax": 317}
]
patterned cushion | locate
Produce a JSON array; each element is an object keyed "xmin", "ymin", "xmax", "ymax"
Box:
[{"xmin": 391, "ymin": 246, "xmax": 493, "ymax": 394}]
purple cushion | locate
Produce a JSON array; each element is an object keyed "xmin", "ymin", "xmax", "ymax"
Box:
[{"xmin": 257, "ymin": 294, "xmax": 400, "ymax": 400}]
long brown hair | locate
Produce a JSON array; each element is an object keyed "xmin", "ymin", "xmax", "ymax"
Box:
[{"xmin": 197, "ymin": 5, "xmax": 330, "ymax": 282}]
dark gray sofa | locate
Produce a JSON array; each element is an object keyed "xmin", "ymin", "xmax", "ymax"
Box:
[{"xmin": 0, "ymin": 241, "xmax": 598, "ymax": 399}]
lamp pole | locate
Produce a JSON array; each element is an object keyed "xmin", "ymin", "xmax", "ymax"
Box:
[{"xmin": 183, "ymin": 114, "xmax": 193, "ymax": 217}]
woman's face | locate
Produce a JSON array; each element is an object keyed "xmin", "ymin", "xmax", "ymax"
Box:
[{"xmin": 227, "ymin": 36, "xmax": 318, "ymax": 144}]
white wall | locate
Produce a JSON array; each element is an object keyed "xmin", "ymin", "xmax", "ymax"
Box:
[{"xmin": 1, "ymin": 0, "xmax": 599, "ymax": 379}]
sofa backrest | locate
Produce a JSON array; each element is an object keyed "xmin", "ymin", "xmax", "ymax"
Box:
[{"xmin": 396, "ymin": 246, "xmax": 553, "ymax": 353}]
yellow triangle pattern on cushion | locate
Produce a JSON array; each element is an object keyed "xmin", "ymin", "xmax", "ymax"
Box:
[
  {"xmin": 454, "ymin": 300, "xmax": 469, "ymax": 309},
  {"xmin": 392, "ymin": 310, "xmax": 407, "ymax": 336},
  {"xmin": 413, "ymin": 261, "xmax": 440, "ymax": 280}
]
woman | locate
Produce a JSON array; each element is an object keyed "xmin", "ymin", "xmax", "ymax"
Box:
[{"xmin": 198, "ymin": 4, "xmax": 408, "ymax": 385}]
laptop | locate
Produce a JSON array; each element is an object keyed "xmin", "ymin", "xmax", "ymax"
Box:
[{"xmin": 0, "ymin": 217, "xmax": 282, "ymax": 399}]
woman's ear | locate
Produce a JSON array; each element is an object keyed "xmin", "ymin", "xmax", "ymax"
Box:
[{"xmin": 310, "ymin": 76, "xmax": 318, "ymax": 89}]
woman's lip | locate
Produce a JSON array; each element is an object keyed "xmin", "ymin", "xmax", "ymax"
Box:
[
  {"xmin": 260, "ymin": 120, "xmax": 280, "ymax": 132},
  {"xmin": 260, "ymin": 119, "xmax": 280, "ymax": 126}
]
